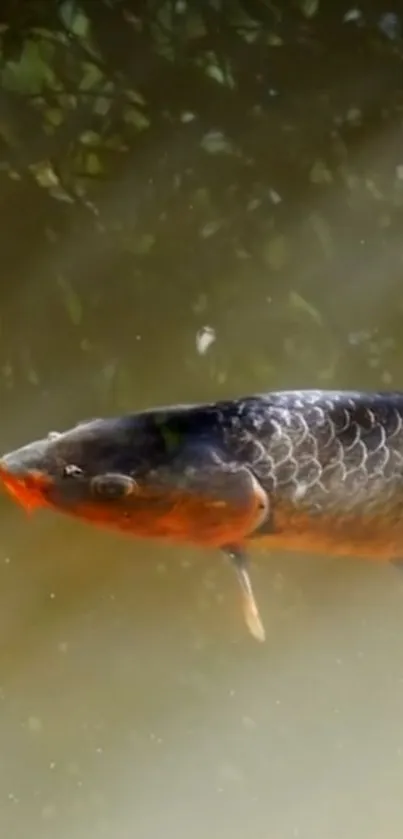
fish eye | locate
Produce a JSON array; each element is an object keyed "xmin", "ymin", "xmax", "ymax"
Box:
[
  {"xmin": 91, "ymin": 473, "xmax": 136, "ymax": 500},
  {"xmin": 63, "ymin": 464, "xmax": 83, "ymax": 478}
]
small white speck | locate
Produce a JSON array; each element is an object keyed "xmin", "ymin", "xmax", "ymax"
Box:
[
  {"xmin": 180, "ymin": 111, "xmax": 196, "ymax": 123},
  {"xmin": 269, "ymin": 188, "xmax": 282, "ymax": 204},
  {"xmin": 343, "ymin": 9, "xmax": 362, "ymax": 23},
  {"xmin": 247, "ymin": 198, "xmax": 261, "ymax": 212},
  {"xmin": 196, "ymin": 326, "xmax": 216, "ymax": 355},
  {"xmin": 200, "ymin": 130, "xmax": 232, "ymax": 155},
  {"xmin": 199, "ymin": 219, "xmax": 223, "ymax": 239},
  {"xmin": 50, "ymin": 592, "xmax": 55, "ymax": 600}
]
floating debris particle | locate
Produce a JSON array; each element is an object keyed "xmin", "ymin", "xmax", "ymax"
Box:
[{"xmin": 196, "ymin": 326, "xmax": 216, "ymax": 355}]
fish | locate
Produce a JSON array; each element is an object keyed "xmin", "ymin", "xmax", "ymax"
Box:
[{"xmin": 2, "ymin": 389, "xmax": 403, "ymax": 642}]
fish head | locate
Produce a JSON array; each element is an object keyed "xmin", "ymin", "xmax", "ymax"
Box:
[
  {"xmin": 0, "ymin": 410, "xmax": 268, "ymax": 547},
  {"xmin": 0, "ymin": 415, "xmax": 160, "ymax": 523}
]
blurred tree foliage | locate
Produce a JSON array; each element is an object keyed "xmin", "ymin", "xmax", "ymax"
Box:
[
  {"xmin": 1, "ymin": 0, "xmax": 403, "ymax": 402},
  {"xmin": 2, "ymin": 1, "xmax": 402, "ymax": 245}
]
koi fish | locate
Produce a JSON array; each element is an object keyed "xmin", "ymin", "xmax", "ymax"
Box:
[{"xmin": 2, "ymin": 389, "xmax": 403, "ymax": 641}]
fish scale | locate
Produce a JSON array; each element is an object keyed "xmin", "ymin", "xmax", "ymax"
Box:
[
  {"xmin": 225, "ymin": 392, "xmax": 403, "ymax": 511},
  {"xmin": 2, "ymin": 389, "xmax": 403, "ymax": 642}
]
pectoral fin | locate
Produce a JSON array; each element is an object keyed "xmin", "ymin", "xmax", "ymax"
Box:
[
  {"xmin": 223, "ymin": 545, "xmax": 266, "ymax": 642},
  {"xmin": 163, "ymin": 441, "xmax": 270, "ymax": 639}
]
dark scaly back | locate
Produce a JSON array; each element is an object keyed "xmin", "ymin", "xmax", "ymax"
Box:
[
  {"xmin": 72, "ymin": 391, "xmax": 403, "ymax": 524},
  {"xmin": 118, "ymin": 390, "xmax": 403, "ymax": 559},
  {"xmin": 213, "ymin": 390, "xmax": 403, "ymax": 519},
  {"xmin": 156, "ymin": 390, "xmax": 403, "ymax": 630}
]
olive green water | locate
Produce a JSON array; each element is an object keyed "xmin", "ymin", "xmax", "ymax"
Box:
[
  {"xmin": 2, "ymin": 225, "xmax": 403, "ymax": 839},
  {"xmin": 3, "ymin": 11, "xmax": 403, "ymax": 839}
]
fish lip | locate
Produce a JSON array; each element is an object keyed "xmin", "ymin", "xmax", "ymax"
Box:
[
  {"xmin": 0, "ymin": 461, "xmax": 51, "ymax": 513},
  {"xmin": 0, "ymin": 471, "xmax": 37, "ymax": 512}
]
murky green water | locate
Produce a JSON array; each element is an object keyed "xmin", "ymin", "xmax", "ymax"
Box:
[
  {"xmin": 2, "ymin": 240, "xmax": 403, "ymax": 839},
  {"xmin": 2, "ymin": 11, "xmax": 403, "ymax": 838}
]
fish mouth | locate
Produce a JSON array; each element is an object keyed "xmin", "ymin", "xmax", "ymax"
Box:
[
  {"xmin": 0, "ymin": 439, "xmax": 53, "ymax": 513},
  {"xmin": 0, "ymin": 465, "xmax": 50, "ymax": 513}
]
